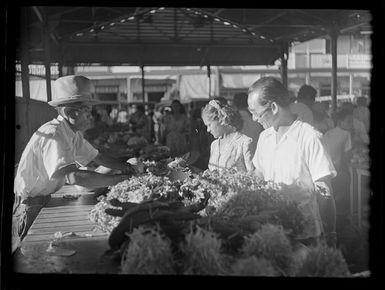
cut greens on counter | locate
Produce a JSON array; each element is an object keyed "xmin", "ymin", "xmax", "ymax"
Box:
[{"xmin": 89, "ymin": 166, "xmax": 352, "ymax": 276}]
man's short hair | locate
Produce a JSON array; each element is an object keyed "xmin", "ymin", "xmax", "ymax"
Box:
[{"xmin": 248, "ymin": 77, "xmax": 291, "ymax": 108}]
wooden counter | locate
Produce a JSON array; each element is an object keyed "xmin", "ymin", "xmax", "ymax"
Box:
[{"xmin": 13, "ymin": 185, "xmax": 120, "ymax": 274}]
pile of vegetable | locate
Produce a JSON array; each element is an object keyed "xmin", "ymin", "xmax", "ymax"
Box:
[
  {"xmin": 89, "ymin": 167, "xmax": 352, "ymax": 276},
  {"xmin": 118, "ymin": 223, "xmax": 351, "ymax": 276}
]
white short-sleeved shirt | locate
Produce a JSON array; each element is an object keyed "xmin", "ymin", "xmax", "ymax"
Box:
[
  {"xmin": 208, "ymin": 131, "xmax": 255, "ymax": 173},
  {"xmin": 14, "ymin": 115, "xmax": 99, "ymax": 198},
  {"xmin": 252, "ymin": 119, "xmax": 336, "ymax": 239},
  {"xmin": 322, "ymin": 126, "xmax": 352, "ymax": 171},
  {"xmin": 289, "ymin": 102, "xmax": 314, "ymax": 126}
]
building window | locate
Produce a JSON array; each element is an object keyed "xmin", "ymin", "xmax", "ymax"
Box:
[
  {"xmin": 320, "ymin": 85, "xmax": 331, "ymax": 97},
  {"xmin": 295, "ymin": 53, "xmax": 307, "ymax": 68}
]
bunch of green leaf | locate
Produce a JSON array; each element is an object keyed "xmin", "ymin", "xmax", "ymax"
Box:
[
  {"xmin": 213, "ymin": 188, "xmax": 305, "ymax": 237},
  {"xmin": 230, "ymin": 256, "xmax": 278, "ymax": 276},
  {"xmin": 295, "ymin": 243, "xmax": 351, "ymax": 277},
  {"xmin": 240, "ymin": 224, "xmax": 295, "ymax": 276},
  {"xmin": 198, "ymin": 170, "xmax": 305, "ymax": 236},
  {"xmin": 120, "ymin": 226, "xmax": 176, "ymax": 275},
  {"xmin": 179, "ymin": 225, "xmax": 227, "ymax": 275},
  {"xmin": 336, "ymin": 217, "xmax": 369, "ymax": 273},
  {"xmin": 89, "ymin": 196, "xmax": 121, "ymax": 233},
  {"xmin": 107, "ymin": 173, "xmax": 169, "ymax": 203}
]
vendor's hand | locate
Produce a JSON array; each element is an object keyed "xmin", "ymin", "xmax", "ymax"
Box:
[
  {"xmin": 126, "ymin": 157, "xmax": 145, "ymax": 174},
  {"xmin": 115, "ymin": 174, "xmax": 131, "ymax": 183},
  {"xmin": 121, "ymin": 163, "xmax": 136, "ymax": 175}
]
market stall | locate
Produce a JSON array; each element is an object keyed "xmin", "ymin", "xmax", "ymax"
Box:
[
  {"xmin": 6, "ymin": 7, "xmax": 375, "ymax": 284},
  {"xmin": 14, "ymin": 157, "xmax": 359, "ymax": 276}
]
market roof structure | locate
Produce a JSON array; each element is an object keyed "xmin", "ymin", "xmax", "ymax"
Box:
[{"xmin": 17, "ymin": 7, "xmax": 372, "ymax": 66}]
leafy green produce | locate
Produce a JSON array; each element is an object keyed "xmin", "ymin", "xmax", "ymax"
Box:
[
  {"xmin": 179, "ymin": 225, "xmax": 227, "ymax": 275},
  {"xmin": 295, "ymin": 243, "xmax": 351, "ymax": 277},
  {"xmin": 240, "ymin": 224, "xmax": 295, "ymax": 276},
  {"xmin": 120, "ymin": 226, "xmax": 175, "ymax": 275}
]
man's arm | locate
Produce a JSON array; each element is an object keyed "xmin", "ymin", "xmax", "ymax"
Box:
[
  {"xmin": 314, "ymin": 176, "xmax": 333, "ymax": 197},
  {"xmin": 52, "ymin": 164, "xmax": 129, "ymax": 188},
  {"xmin": 93, "ymin": 153, "xmax": 135, "ymax": 174}
]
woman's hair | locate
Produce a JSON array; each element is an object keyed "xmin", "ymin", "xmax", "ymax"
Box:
[
  {"xmin": 171, "ymin": 100, "xmax": 186, "ymax": 114},
  {"xmin": 201, "ymin": 99, "xmax": 243, "ymax": 131},
  {"xmin": 248, "ymin": 77, "xmax": 291, "ymax": 108}
]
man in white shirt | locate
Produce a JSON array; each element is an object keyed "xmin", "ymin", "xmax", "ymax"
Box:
[
  {"xmin": 322, "ymin": 110, "xmax": 353, "ymax": 216},
  {"xmin": 248, "ymin": 77, "xmax": 336, "ymax": 246},
  {"xmin": 13, "ymin": 75, "xmax": 137, "ymax": 252},
  {"xmin": 323, "ymin": 110, "xmax": 353, "ymax": 172},
  {"xmin": 341, "ymin": 102, "xmax": 369, "ymax": 146}
]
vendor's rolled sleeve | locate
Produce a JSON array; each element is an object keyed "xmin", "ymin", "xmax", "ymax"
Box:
[
  {"xmin": 304, "ymin": 132, "xmax": 337, "ymax": 182},
  {"xmin": 73, "ymin": 133, "xmax": 99, "ymax": 167},
  {"xmin": 41, "ymin": 134, "xmax": 76, "ymax": 180}
]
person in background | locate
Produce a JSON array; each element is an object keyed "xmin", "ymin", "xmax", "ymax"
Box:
[
  {"xmin": 128, "ymin": 104, "xmax": 151, "ymax": 142},
  {"xmin": 233, "ymin": 92, "xmax": 263, "ymax": 155},
  {"xmin": 202, "ymin": 99, "xmax": 255, "ymax": 172},
  {"xmin": 341, "ymin": 102, "xmax": 369, "ymax": 147},
  {"xmin": 322, "ymin": 109, "xmax": 353, "ymax": 217},
  {"xmin": 109, "ymin": 105, "xmax": 119, "ymax": 123},
  {"xmin": 353, "ymin": 96, "xmax": 370, "ymax": 133},
  {"xmin": 188, "ymin": 106, "xmax": 213, "ymax": 170},
  {"xmin": 160, "ymin": 100, "xmax": 190, "ymax": 157},
  {"xmin": 12, "ymin": 75, "xmax": 138, "ymax": 253},
  {"xmin": 248, "ymin": 77, "xmax": 336, "ymax": 247},
  {"xmin": 153, "ymin": 104, "xmax": 165, "ymax": 144},
  {"xmin": 117, "ymin": 107, "xmax": 129, "ymax": 124},
  {"xmin": 312, "ymin": 102, "xmax": 335, "ymax": 134},
  {"xmin": 289, "ymin": 84, "xmax": 315, "ymax": 126}
]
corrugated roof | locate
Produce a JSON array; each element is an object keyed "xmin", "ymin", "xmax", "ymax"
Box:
[{"xmin": 16, "ymin": 7, "xmax": 371, "ymax": 66}]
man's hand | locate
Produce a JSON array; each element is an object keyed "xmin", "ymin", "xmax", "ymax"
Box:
[
  {"xmin": 126, "ymin": 158, "xmax": 145, "ymax": 174},
  {"xmin": 121, "ymin": 163, "xmax": 136, "ymax": 175}
]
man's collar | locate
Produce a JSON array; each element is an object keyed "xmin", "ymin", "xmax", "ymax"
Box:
[{"xmin": 57, "ymin": 115, "xmax": 77, "ymax": 135}]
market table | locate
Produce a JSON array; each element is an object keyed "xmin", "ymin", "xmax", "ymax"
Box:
[
  {"xmin": 348, "ymin": 162, "xmax": 371, "ymax": 228},
  {"xmin": 13, "ymin": 185, "xmax": 120, "ymax": 274}
]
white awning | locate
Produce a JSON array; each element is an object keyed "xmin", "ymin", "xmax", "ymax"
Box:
[
  {"xmin": 179, "ymin": 74, "xmax": 218, "ymax": 102},
  {"xmin": 220, "ymin": 73, "xmax": 261, "ymax": 89}
]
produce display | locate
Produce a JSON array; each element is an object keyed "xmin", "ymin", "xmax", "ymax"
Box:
[{"xmin": 88, "ymin": 164, "xmax": 352, "ymax": 276}]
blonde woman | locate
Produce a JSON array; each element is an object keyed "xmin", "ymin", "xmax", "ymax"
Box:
[{"xmin": 201, "ymin": 100, "xmax": 255, "ymax": 172}]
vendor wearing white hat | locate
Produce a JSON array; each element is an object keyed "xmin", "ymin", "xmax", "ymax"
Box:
[{"xmin": 12, "ymin": 75, "xmax": 136, "ymax": 252}]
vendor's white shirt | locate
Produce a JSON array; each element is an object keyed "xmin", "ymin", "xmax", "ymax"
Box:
[
  {"xmin": 289, "ymin": 102, "xmax": 314, "ymax": 126},
  {"xmin": 252, "ymin": 119, "xmax": 336, "ymax": 239},
  {"xmin": 322, "ymin": 126, "xmax": 352, "ymax": 171},
  {"xmin": 208, "ymin": 131, "xmax": 254, "ymax": 173},
  {"xmin": 14, "ymin": 115, "xmax": 99, "ymax": 198}
]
